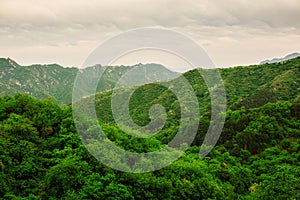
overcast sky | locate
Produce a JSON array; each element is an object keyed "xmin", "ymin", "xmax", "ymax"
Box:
[{"xmin": 1, "ymin": 0, "xmax": 300, "ymax": 68}]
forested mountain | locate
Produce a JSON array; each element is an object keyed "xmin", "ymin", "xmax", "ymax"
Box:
[
  {"xmin": 0, "ymin": 56, "xmax": 299, "ymax": 199},
  {"xmin": 0, "ymin": 58, "xmax": 177, "ymax": 105},
  {"xmin": 0, "ymin": 58, "xmax": 77, "ymax": 104}
]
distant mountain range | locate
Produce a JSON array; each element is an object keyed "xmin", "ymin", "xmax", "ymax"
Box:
[
  {"xmin": 0, "ymin": 58, "xmax": 177, "ymax": 105},
  {"xmin": 260, "ymin": 52, "xmax": 300, "ymax": 64}
]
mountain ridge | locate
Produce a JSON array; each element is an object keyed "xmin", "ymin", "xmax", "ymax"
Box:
[
  {"xmin": 0, "ymin": 58, "xmax": 178, "ymax": 104},
  {"xmin": 260, "ymin": 52, "xmax": 300, "ymax": 64}
]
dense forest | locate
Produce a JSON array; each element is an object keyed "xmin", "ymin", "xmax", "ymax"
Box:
[{"xmin": 0, "ymin": 57, "xmax": 300, "ymax": 199}]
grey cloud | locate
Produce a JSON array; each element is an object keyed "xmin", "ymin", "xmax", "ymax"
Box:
[
  {"xmin": 1, "ymin": 0, "xmax": 299, "ymax": 28},
  {"xmin": 0, "ymin": 0, "xmax": 300, "ymax": 67}
]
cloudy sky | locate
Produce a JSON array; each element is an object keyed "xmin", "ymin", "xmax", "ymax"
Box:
[{"xmin": 1, "ymin": 0, "xmax": 300, "ymax": 68}]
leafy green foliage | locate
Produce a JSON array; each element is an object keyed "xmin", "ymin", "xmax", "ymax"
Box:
[{"xmin": 1, "ymin": 91, "xmax": 299, "ymax": 199}]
